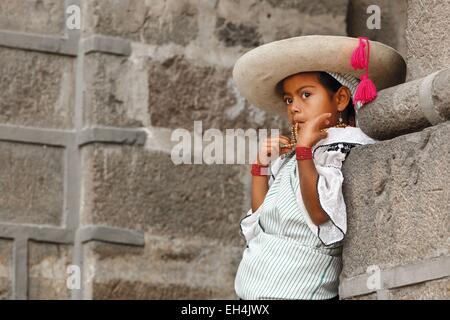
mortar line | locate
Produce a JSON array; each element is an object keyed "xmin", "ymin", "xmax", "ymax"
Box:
[
  {"xmin": 339, "ymin": 255, "xmax": 450, "ymax": 299},
  {"xmin": 0, "ymin": 124, "xmax": 75, "ymax": 147},
  {"xmin": 0, "ymin": 30, "xmax": 77, "ymax": 56},
  {"xmin": 12, "ymin": 235, "xmax": 28, "ymax": 300},
  {"xmin": 66, "ymin": 0, "xmax": 84, "ymax": 300}
]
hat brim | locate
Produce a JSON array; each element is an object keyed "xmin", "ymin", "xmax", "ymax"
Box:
[{"xmin": 232, "ymin": 35, "xmax": 407, "ymax": 115}]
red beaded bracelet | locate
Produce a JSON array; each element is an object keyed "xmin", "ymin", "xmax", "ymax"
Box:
[
  {"xmin": 296, "ymin": 146, "xmax": 313, "ymax": 160},
  {"xmin": 251, "ymin": 163, "xmax": 269, "ymax": 176}
]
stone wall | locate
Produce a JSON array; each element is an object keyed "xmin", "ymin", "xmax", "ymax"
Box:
[
  {"xmin": 339, "ymin": 0, "xmax": 449, "ymax": 300},
  {"xmin": 0, "ymin": 0, "xmax": 447, "ymax": 300}
]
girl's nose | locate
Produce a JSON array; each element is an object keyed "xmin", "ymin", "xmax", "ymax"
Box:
[{"xmin": 291, "ymin": 103, "xmax": 302, "ymax": 113}]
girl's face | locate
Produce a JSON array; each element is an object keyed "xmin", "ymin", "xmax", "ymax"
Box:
[{"xmin": 281, "ymin": 72, "xmax": 350, "ymax": 126}]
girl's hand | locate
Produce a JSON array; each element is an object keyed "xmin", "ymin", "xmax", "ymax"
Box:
[
  {"xmin": 293, "ymin": 113, "xmax": 332, "ymax": 148},
  {"xmin": 256, "ymin": 135, "xmax": 292, "ymax": 166}
]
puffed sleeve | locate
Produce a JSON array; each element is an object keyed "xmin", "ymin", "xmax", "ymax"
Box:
[
  {"xmin": 303, "ymin": 143, "xmax": 356, "ymax": 246},
  {"xmin": 239, "ymin": 155, "xmax": 284, "ymax": 244}
]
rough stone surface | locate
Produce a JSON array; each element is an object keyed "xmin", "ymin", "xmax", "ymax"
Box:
[
  {"xmin": 341, "ymin": 121, "xmax": 450, "ymax": 279},
  {"xmin": 82, "ymin": 236, "xmax": 242, "ymax": 299},
  {"xmin": 213, "ymin": 0, "xmax": 348, "ymax": 47},
  {"xmin": 82, "ymin": 0, "xmax": 199, "ymax": 46},
  {"xmin": 389, "ymin": 277, "xmax": 450, "ymax": 300},
  {"xmin": 431, "ymin": 69, "xmax": 450, "ymax": 120},
  {"xmin": 82, "ymin": 0, "xmax": 348, "ymax": 46},
  {"xmin": 265, "ymin": 0, "xmax": 346, "ymax": 14},
  {"xmin": 81, "ymin": 145, "xmax": 249, "ymax": 247},
  {"xmin": 0, "ymin": 0, "xmax": 65, "ymax": 35},
  {"xmin": 82, "ymin": 0, "xmax": 348, "ymax": 134},
  {"xmin": 84, "ymin": 50, "xmax": 290, "ymax": 133},
  {"xmin": 148, "ymin": 54, "xmax": 288, "ymax": 132},
  {"xmin": 215, "ymin": 16, "xmax": 261, "ymax": 48},
  {"xmin": 0, "ymin": 47, "xmax": 75, "ymax": 129},
  {"xmin": 405, "ymin": 0, "xmax": 450, "ymax": 80},
  {"xmin": 28, "ymin": 241, "xmax": 73, "ymax": 299},
  {"xmin": 359, "ymin": 69, "xmax": 450, "ymax": 140},
  {"xmin": 347, "ymin": 0, "xmax": 407, "ymax": 58},
  {"xmin": 0, "ymin": 141, "xmax": 64, "ymax": 226},
  {"xmin": 357, "ymin": 78, "xmax": 429, "ymax": 140},
  {"xmin": 84, "ymin": 53, "xmax": 149, "ymax": 128},
  {"xmin": 0, "ymin": 240, "xmax": 13, "ymax": 300}
]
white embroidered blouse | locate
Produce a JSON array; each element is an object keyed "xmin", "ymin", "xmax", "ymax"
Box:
[{"xmin": 239, "ymin": 126, "xmax": 377, "ymax": 246}]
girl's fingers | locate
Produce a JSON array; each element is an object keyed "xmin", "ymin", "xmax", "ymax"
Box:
[
  {"xmin": 279, "ymin": 147, "xmax": 291, "ymax": 155},
  {"xmin": 278, "ymin": 136, "xmax": 291, "ymax": 144},
  {"xmin": 268, "ymin": 136, "xmax": 291, "ymax": 145},
  {"xmin": 264, "ymin": 138, "xmax": 276, "ymax": 144},
  {"xmin": 265, "ymin": 138, "xmax": 290, "ymax": 147},
  {"xmin": 268, "ymin": 144, "xmax": 285, "ymax": 156},
  {"xmin": 261, "ymin": 136, "xmax": 294, "ymax": 158},
  {"xmin": 266, "ymin": 136, "xmax": 290, "ymax": 144},
  {"xmin": 315, "ymin": 113, "xmax": 332, "ymax": 129}
]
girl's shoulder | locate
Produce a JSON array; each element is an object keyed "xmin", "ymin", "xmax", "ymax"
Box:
[
  {"xmin": 312, "ymin": 127, "xmax": 377, "ymax": 167},
  {"xmin": 313, "ymin": 126, "xmax": 377, "ymax": 150}
]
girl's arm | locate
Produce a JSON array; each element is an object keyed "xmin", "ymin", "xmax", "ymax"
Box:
[
  {"xmin": 251, "ymin": 174, "xmax": 269, "ymax": 213},
  {"xmin": 297, "ymin": 158, "xmax": 330, "ymax": 226},
  {"xmin": 251, "ymin": 135, "xmax": 291, "ymax": 212},
  {"xmin": 294, "ymin": 112, "xmax": 334, "ymax": 226}
]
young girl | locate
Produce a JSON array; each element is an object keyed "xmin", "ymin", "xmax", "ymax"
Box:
[{"xmin": 232, "ymin": 36, "xmax": 406, "ymax": 300}]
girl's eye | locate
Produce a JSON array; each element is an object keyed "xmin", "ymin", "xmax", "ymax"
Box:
[
  {"xmin": 302, "ymin": 92, "xmax": 311, "ymax": 98},
  {"xmin": 284, "ymin": 97, "xmax": 293, "ymax": 105}
]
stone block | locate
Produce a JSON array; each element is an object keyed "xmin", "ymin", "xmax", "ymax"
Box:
[
  {"xmin": 0, "ymin": 239, "xmax": 13, "ymax": 300},
  {"xmin": 341, "ymin": 121, "xmax": 450, "ymax": 278},
  {"xmin": 358, "ymin": 69, "xmax": 450, "ymax": 140},
  {"xmin": 82, "ymin": 0, "xmax": 348, "ymax": 46},
  {"xmin": 389, "ymin": 277, "xmax": 449, "ymax": 300},
  {"xmin": 215, "ymin": 0, "xmax": 348, "ymax": 45},
  {"xmin": 0, "ymin": 0, "xmax": 65, "ymax": 35},
  {"xmin": 358, "ymin": 78, "xmax": 427, "ymax": 140},
  {"xmin": 148, "ymin": 54, "xmax": 288, "ymax": 132},
  {"xmin": 84, "ymin": 44, "xmax": 289, "ymax": 133},
  {"xmin": 82, "ymin": 0, "xmax": 199, "ymax": 46},
  {"xmin": 84, "ymin": 52, "xmax": 149, "ymax": 128},
  {"xmin": 0, "ymin": 141, "xmax": 65, "ymax": 226},
  {"xmin": 0, "ymin": 47, "xmax": 75, "ymax": 129},
  {"xmin": 405, "ymin": 0, "xmax": 450, "ymax": 80},
  {"xmin": 28, "ymin": 241, "xmax": 73, "ymax": 299},
  {"xmin": 82, "ymin": 235, "xmax": 242, "ymax": 299},
  {"xmin": 81, "ymin": 145, "xmax": 248, "ymax": 246}
]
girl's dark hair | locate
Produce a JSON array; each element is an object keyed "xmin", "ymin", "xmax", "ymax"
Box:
[{"xmin": 316, "ymin": 71, "xmax": 356, "ymax": 126}]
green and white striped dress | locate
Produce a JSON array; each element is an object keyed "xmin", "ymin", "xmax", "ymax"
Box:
[{"xmin": 234, "ymin": 127, "xmax": 376, "ymax": 300}]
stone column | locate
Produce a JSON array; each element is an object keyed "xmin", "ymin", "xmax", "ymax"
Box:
[
  {"xmin": 339, "ymin": 0, "xmax": 450, "ymax": 300},
  {"xmin": 357, "ymin": 68, "xmax": 450, "ymax": 140}
]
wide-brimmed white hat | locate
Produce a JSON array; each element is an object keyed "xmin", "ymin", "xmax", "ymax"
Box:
[{"xmin": 232, "ymin": 35, "xmax": 407, "ymax": 117}]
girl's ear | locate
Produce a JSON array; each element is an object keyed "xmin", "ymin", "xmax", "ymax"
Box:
[{"xmin": 335, "ymin": 86, "xmax": 351, "ymax": 112}]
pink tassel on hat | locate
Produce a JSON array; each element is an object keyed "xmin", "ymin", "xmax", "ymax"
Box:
[
  {"xmin": 350, "ymin": 37, "xmax": 368, "ymax": 70},
  {"xmin": 350, "ymin": 37, "xmax": 377, "ymax": 108},
  {"xmin": 354, "ymin": 73, "xmax": 377, "ymax": 104}
]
